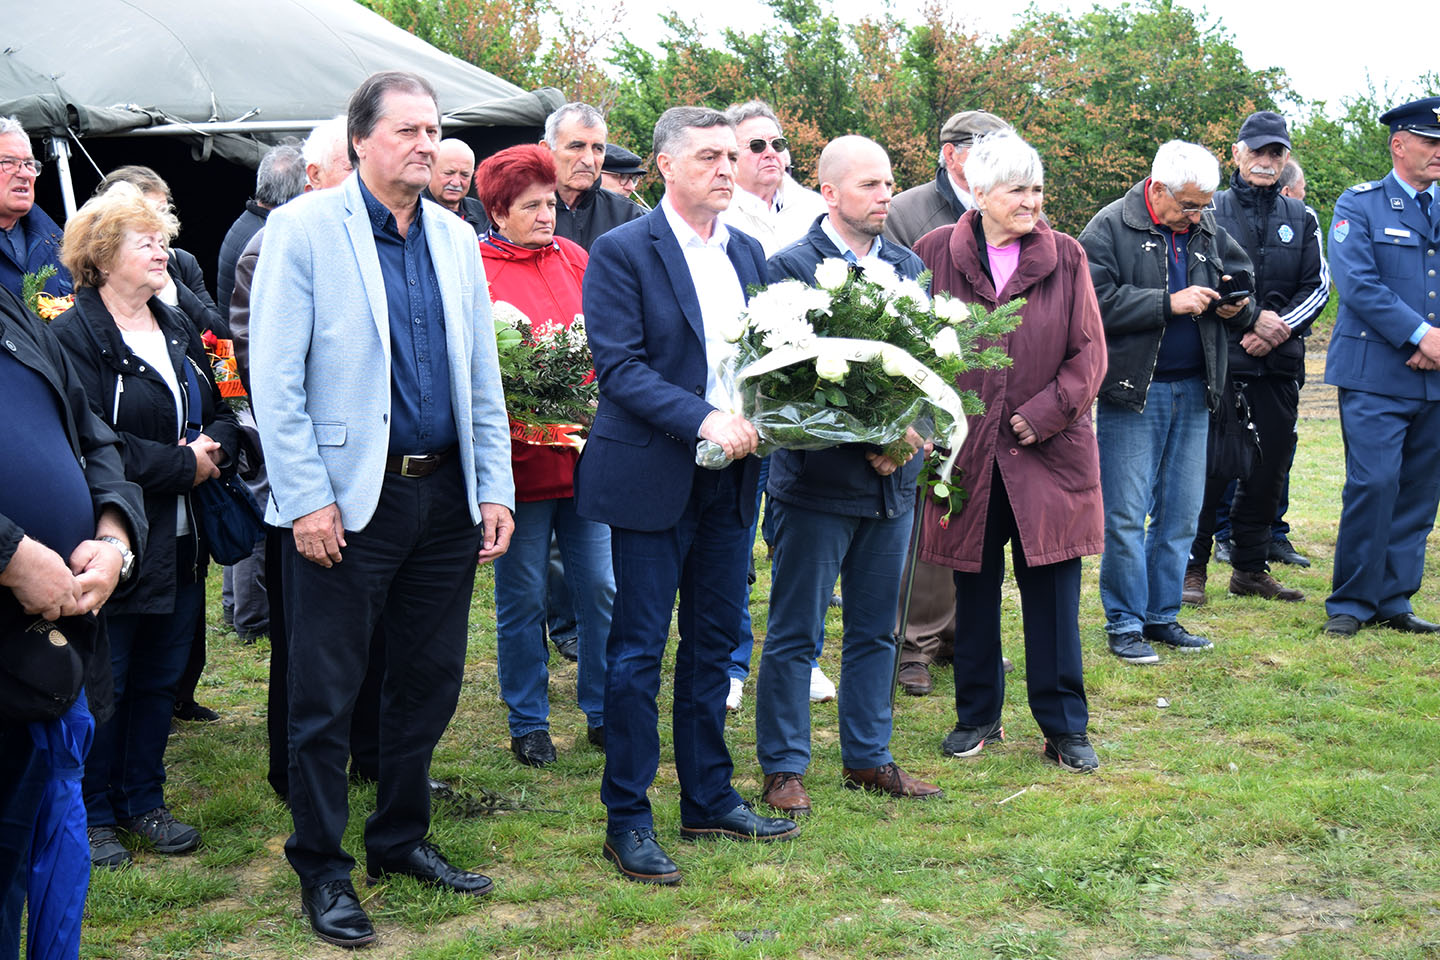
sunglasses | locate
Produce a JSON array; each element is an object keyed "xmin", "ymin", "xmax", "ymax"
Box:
[{"xmin": 746, "ymin": 137, "xmax": 789, "ymax": 154}]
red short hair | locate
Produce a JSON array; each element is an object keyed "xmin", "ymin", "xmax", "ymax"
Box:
[{"xmin": 476, "ymin": 144, "xmax": 557, "ymax": 219}]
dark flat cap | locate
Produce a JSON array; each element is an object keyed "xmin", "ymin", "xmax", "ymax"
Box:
[
  {"xmin": 603, "ymin": 143, "xmax": 646, "ymax": 176},
  {"xmin": 939, "ymin": 110, "xmax": 1009, "ymax": 145},
  {"xmin": 1380, "ymin": 96, "xmax": 1440, "ymax": 140}
]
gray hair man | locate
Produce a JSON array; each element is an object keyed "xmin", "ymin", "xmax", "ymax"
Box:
[
  {"xmin": 250, "ymin": 71, "xmax": 514, "ymax": 946},
  {"xmin": 217, "ymin": 142, "xmax": 306, "ymax": 315},
  {"xmin": 425, "ymin": 138, "xmax": 486, "ymax": 234},
  {"xmin": 883, "ymin": 109, "xmax": 1009, "ymax": 249},
  {"xmin": 717, "ymin": 100, "xmax": 826, "ymax": 257},
  {"xmin": 1079, "ymin": 140, "xmax": 1254, "ymax": 665},
  {"xmin": 1278, "ymin": 159, "xmax": 1306, "ymax": 201},
  {"xmin": 541, "ymin": 101, "xmax": 643, "ymax": 250},
  {"xmin": 1184, "ymin": 112, "xmax": 1330, "ymax": 606},
  {"xmin": 0, "ymin": 116, "xmax": 71, "ymax": 300}
]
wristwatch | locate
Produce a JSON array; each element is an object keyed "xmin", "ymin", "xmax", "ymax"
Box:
[{"xmin": 98, "ymin": 536, "xmax": 136, "ymax": 582}]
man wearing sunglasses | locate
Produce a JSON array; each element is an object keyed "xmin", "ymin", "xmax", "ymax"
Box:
[
  {"xmin": 0, "ymin": 117, "xmax": 71, "ymax": 302},
  {"xmin": 718, "ymin": 101, "xmax": 826, "ymax": 257}
]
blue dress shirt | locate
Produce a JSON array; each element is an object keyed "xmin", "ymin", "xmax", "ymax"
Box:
[{"xmin": 358, "ymin": 176, "xmax": 458, "ymax": 455}]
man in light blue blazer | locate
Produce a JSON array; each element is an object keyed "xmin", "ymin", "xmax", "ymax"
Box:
[
  {"xmin": 250, "ymin": 71, "xmax": 514, "ymax": 948},
  {"xmin": 576, "ymin": 106, "xmax": 799, "ymax": 888}
]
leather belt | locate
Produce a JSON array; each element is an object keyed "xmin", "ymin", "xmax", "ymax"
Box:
[{"xmin": 384, "ymin": 447, "xmax": 455, "ymax": 478}]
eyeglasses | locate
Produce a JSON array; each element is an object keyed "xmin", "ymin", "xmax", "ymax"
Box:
[
  {"xmin": 746, "ymin": 137, "xmax": 788, "ymax": 155},
  {"xmin": 0, "ymin": 157, "xmax": 41, "ymax": 177},
  {"xmin": 1162, "ymin": 183, "xmax": 1214, "ymax": 215},
  {"xmin": 615, "ymin": 174, "xmax": 641, "ymax": 187}
]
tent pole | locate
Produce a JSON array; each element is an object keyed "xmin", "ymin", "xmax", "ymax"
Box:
[{"xmin": 47, "ymin": 137, "xmax": 77, "ymax": 220}]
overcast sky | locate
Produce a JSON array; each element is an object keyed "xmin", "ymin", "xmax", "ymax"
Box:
[{"xmin": 599, "ymin": 0, "xmax": 1424, "ymax": 121}]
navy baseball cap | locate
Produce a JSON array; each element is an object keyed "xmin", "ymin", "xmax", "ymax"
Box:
[
  {"xmin": 603, "ymin": 143, "xmax": 646, "ymax": 176},
  {"xmin": 1237, "ymin": 111, "xmax": 1291, "ymax": 150},
  {"xmin": 1380, "ymin": 96, "xmax": 1440, "ymax": 140}
]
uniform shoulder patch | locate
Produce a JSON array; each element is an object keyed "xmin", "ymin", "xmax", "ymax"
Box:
[{"xmin": 1349, "ymin": 181, "xmax": 1379, "ymax": 193}]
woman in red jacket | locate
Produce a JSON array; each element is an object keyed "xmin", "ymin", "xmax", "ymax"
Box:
[
  {"xmin": 477, "ymin": 144, "xmax": 612, "ymax": 766},
  {"xmin": 911, "ymin": 131, "xmax": 1108, "ymax": 773}
]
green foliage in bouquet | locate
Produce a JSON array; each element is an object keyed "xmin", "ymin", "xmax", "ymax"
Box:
[
  {"xmin": 491, "ymin": 301, "xmax": 599, "ymax": 427},
  {"xmin": 22, "ymin": 265, "xmax": 57, "ymax": 313}
]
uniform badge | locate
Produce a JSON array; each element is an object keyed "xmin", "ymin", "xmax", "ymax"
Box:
[
  {"xmin": 1334, "ymin": 219, "xmax": 1349, "ymax": 243},
  {"xmin": 1352, "ymin": 181, "xmax": 1377, "ymax": 193},
  {"xmin": 1392, "ymin": 197, "xmax": 1405, "ymax": 210},
  {"xmin": 1277, "ymin": 224, "xmax": 1294, "ymax": 243}
]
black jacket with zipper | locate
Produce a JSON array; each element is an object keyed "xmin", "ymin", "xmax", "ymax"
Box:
[
  {"xmin": 50, "ymin": 286, "xmax": 240, "ymax": 615},
  {"xmin": 1078, "ymin": 179, "xmax": 1255, "ymax": 413}
]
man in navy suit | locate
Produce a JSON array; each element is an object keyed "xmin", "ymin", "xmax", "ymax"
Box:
[
  {"xmin": 577, "ymin": 106, "xmax": 799, "ymax": 885},
  {"xmin": 1323, "ymin": 96, "xmax": 1440, "ymax": 636}
]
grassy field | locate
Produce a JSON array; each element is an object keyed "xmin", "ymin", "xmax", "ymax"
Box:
[{"xmin": 79, "ymin": 415, "xmax": 1440, "ymax": 959}]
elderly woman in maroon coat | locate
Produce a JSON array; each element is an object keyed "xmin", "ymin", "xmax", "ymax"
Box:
[{"xmin": 912, "ymin": 131, "xmax": 1108, "ymax": 773}]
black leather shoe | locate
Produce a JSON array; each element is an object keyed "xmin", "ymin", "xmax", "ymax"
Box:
[
  {"xmin": 367, "ymin": 840, "xmax": 493, "ymax": 896},
  {"xmin": 301, "ymin": 879, "xmax": 376, "ymax": 948},
  {"xmin": 1323, "ymin": 614, "xmax": 1362, "ymax": 636},
  {"xmin": 602, "ymin": 828, "xmax": 681, "ymax": 885},
  {"xmin": 1268, "ymin": 537, "xmax": 1311, "ymax": 567},
  {"xmin": 552, "ymin": 635, "xmax": 579, "ymax": 662},
  {"xmin": 679, "ymin": 801, "xmax": 799, "ymax": 842},
  {"xmin": 1373, "ymin": 612, "xmax": 1440, "ymax": 634},
  {"xmin": 1214, "ymin": 539, "xmax": 1233, "ymax": 565},
  {"xmin": 511, "ymin": 729, "xmax": 556, "ymax": 767},
  {"xmin": 587, "ymin": 725, "xmax": 605, "ymax": 751}
]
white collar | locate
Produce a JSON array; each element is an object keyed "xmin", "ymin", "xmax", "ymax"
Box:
[
  {"xmin": 946, "ymin": 171, "xmax": 975, "ymax": 210},
  {"xmin": 661, "ymin": 194, "xmax": 730, "ymax": 248},
  {"xmin": 820, "ymin": 214, "xmax": 882, "ymax": 261}
]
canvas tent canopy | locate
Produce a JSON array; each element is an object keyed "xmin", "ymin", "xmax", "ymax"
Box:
[{"xmin": 3, "ymin": 0, "xmax": 565, "ymax": 216}]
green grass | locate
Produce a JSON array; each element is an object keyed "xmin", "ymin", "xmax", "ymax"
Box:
[{"xmin": 76, "ymin": 417, "xmax": 1440, "ymax": 958}]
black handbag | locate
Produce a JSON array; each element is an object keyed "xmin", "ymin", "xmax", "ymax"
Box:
[
  {"xmin": 0, "ymin": 610, "xmax": 92, "ymax": 722},
  {"xmin": 182, "ymin": 357, "xmax": 266, "ymax": 565},
  {"xmin": 1207, "ymin": 380, "xmax": 1262, "ymax": 480}
]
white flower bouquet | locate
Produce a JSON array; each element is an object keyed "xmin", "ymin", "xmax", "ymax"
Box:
[
  {"xmin": 492, "ymin": 300, "xmax": 598, "ymax": 448},
  {"xmin": 697, "ymin": 259, "xmax": 1022, "ymax": 516}
]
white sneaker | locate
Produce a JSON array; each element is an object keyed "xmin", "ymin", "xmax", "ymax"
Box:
[
  {"xmin": 726, "ymin": 677, "xmax": 744, "ymax": 712},
  {"xmin": 809, "ymin": 667, "xmax": 836, "ymax": 703}
]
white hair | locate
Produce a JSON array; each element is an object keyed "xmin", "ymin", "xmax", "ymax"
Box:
[
  {"xmin": 1150, "ymin": 140, "xmax": 1219, "ymax": 193},
  {"xmin": 963, "ymin": 131, "xmax": 1044, "ymax": 195},
  {"xmin": 302, "ymin": 115, "xmax": 348, "ymax": 171},
  {"xmin": 544, "ymin": 103, "xmax": 605, "ymax": 148},
  {"xmin": 0, "ymin": 116, "xmax": 26, "ymax": 139}
]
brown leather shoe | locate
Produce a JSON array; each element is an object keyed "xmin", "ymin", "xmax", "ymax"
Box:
[
  {"xmin": 842, "ymin": 762, "xmax": 943, "ymax": 799},
  {"xmin": 761, "ymin": 771, "xmax": 811, "ymax": 816},
  {"xmin": 1182, "ymin": 564, "xmax": 1207, "ymax": 606},
  {"xmin": 1229, "ymin": 569, "xmax": 1304, "ymax": 602},
  {"xmin": 897, "ymin": 662, "xmax": 932, "ymax": 696}
]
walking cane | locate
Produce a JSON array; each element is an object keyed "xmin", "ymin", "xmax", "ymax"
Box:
[{"xmin": 890, "ymin": 484, "xmax": 929, "ymax": 710}]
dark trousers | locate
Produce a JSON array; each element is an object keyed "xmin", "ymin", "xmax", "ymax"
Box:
[
  {"xmin": 1328, "ymin": 388, "xmax": 1440, "ymax": 621},
  {"xmin": 601, "ymin": 464, "xmax": 748, "ymax": 832},
  {"xmin": 1191, "ymin": 376, "xmax": 1300, "ymax": 572},
  {"xmin": 265, "ymin": 528, "xmax": 383, "ymax": 801},
  {"xmin": 282, "ymin": 461, "xmax": 481, "ymax": 886},
  {"xmin": 952, "ymin": 468, "xmax": 1088, "ymax": 737},
  {"xmin": 84, "ymin": 542, "xmax": 205, "ymax": 826},
  {"xmin": 0, "ymin": 723, "xmax": 45, "ymax": 959}
]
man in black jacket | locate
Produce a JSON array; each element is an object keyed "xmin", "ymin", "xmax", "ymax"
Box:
[
  {"xmin": 216, "ymin": 143, "xmax": 306, "ymax": 315},
  {"xmin": 0, "ymin": 283, "xmax": 145, "ymax": 957},
  {"xmin": 544, "ymin": 102, "xmax": 645, "ymax": 251},
  {"xmin": 1185, "ymin": 113, "xmax": 1330, "ymax": 606},
  {"xmin": 1079, "ymin": 141, "xmax": 1254, "ymax": 665}
]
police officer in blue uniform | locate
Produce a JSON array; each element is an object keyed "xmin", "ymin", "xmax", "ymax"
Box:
[{"xmin": 1323, "ymin": 96, "xmax": 1440, "ymax": 636}]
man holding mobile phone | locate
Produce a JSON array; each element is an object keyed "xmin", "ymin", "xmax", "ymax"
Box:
[{"xmin": 1185, "ymin": 112, "xmax": 1331, "ymax": 606}]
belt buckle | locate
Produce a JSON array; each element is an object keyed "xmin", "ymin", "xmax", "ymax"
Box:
[{"xmin": 400, "ymin": 454, "xmax": 428, "ymax": 477}]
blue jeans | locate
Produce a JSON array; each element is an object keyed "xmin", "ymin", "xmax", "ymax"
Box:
[
  {"xmin": 83, "ymin": 577, "xmax": 205, "ymax": 826},
  {"xmin": 494, "ymin": 498, "xmax": 614, "ymax": 735},
  {"xmin": 1097, "ymin": 377, "xmax": 1209, "ymax": 636},
  {"xmin": 730, "ymin": 457, "xmax": 822, "ymax": 681},
  {"xmin": 756, "ymin": 499, "xmax": 910, "ymax": 773}
]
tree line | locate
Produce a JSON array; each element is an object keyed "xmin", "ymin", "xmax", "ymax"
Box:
[{"xmin": 364, "ymin": 0, "xmax": 1438, "ymax": 237}]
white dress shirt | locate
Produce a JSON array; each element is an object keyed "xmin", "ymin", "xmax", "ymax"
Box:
[
  {"xmin": 720, "ymin": 175, "xmax": 829, "ymax": 257},
  {"xmin": 820, "ymin": 215, "xmax": 892, "ymax": 275},
  {"xmin": 660, "ymin": 196, "xmax": 746, "ymax": 418}
]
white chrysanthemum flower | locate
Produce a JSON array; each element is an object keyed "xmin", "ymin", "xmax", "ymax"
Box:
[
  {"xmin": 930, "ymin": 326, "xmax": 961, "ymax": 358},
  {"xmin": 892, "ymin": 278, "xmax": 930, "ymax": 308},
  {"xmin": 492, "ymin": 300, "xmax": 531, "ymax": 329},
  {"xmin": 760, "ymin": 316, "xmax": 816, "ymax": 351},
  {"xmin": 815, "ymin": 354, "xmax": 849, "ymax": 381},
  {"xmin": 813, "ymin": 258, "xmax": 851, "ymax": 292},
  {"xmin": 933, "ymin": 296, "xmax": 970, "ymax": 324}
]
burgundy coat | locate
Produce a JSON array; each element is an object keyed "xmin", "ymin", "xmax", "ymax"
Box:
[{"xmin": 913, "ymin": 211, "xmax": 1107, "ymax": 572}]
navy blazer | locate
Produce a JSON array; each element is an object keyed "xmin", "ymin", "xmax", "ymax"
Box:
[{"xmin": 576, "ymin": 204, "xmax": 765, "ymax": 532}]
